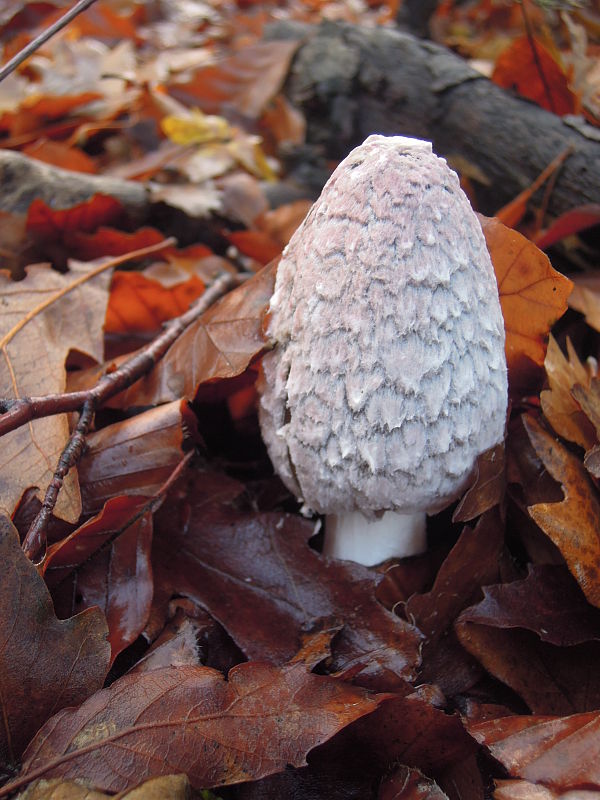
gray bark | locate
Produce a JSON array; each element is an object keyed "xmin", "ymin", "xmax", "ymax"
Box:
[
  {"xmin": 0, "ymin": 149, "xmax": 149, "ymax": 220},
  {"xmin": 269, "ymin": 20, "xmax": 600, "ymax": 218}
]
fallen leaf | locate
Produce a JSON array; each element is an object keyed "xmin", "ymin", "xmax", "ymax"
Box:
[
  {"xmin": 456, "ymin": 619, "xmax": 600, "ymax": 715},
  {"xmin": 458, "ymin": 564, "xmax": 600, "ymax": 647},
  {"xmin": 469, "ymin": 711, "xmax": 600, "ymax": 790},
  {"xmin": 539, "ymin": 335, "xmax": 597, "ymax": 449},
  {"xmin": 480, "ymin": 216, "xmax": 573, "ymax": 396},
  {"xmin": 105, "ymin": 271, "xmax": 205, "ymax": 334},
  {"xmin": 13, "ymin": 662, "xmax": 384, "ymax": 794},
  {"xmin": 494, "ymin": 779, "xmax": 600, "ymax": 800},
  {"xmin": 379, "ymin": 767, "xmax": 449, "ymax": 800},
  {"xmin": 0, "ymin": 516, "xmax": 109, "ymax": 769},
  {"xmin": 170, "ymin": 40, "xmax": 300, "ymax": 119},
  {"xmin": 23, "ymin": 139, "xmax": 97, "ymax": 174},
  {"xmin": 535, "ymin": 204, "xmax": 600, "ymax": 250},
  {"xmin": 524, "ymin": 414, "xmax": 600, "ymax": 608},
  {"xmin": 151, "ymin": 470, "xmax": 422, "ymax": 690},
  {"xmin": 77, "ymin": 261, "xmax": 276, "ymax": 409},
  {"xmin": 492, "ymin": 36, "xmax": 578, "ymax": 116},
  {"xmin": 0, "ymin": 257, "xmax": 112, "ymax": 520},
  {"xmin": 453, "ymin": 444, "xmax": 506, "ymax": 522},
  {"xmin": 78, "ymin": 400, "xmax": 198, "ymax": 513},
  {"xmin": 61, "ymin": 512, "xmax": 154, "ymax": 666},
  {"xmin": 568, "ymin": 274, "xmax": 600, "ymax": 333},
  {"xmin": 15, "ymin": 774, "xmax": 191, "ymax": 799}
]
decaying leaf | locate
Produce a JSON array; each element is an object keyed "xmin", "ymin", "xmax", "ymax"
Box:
[
  {"xmin": 480, "ymin": 216, "xmax": 573, "ymax": 395},
  {"xmin": 524, "ymin": 414, "xmax": 600, "ymax": 608},
  {"xmin": 151, "ymin": 470, "xmax": 422, "ymax": 689},
  {"xmin": 379, "ymin": 767, "xmax": 449, "ymax": 800},
  {"xmin": 0, "ymin": 257, "xmax": 112, "ymax": 521},
  {"xmin": 469, "ymin": 711, "xmax": 600, "ymax": 790},
  {"xmin": 14, "ymin": 662, "xmax": 384, "ymax": 794},
  {"xmin": 0, "ymin": 516, "xmax": 110, "ymax": 768}
]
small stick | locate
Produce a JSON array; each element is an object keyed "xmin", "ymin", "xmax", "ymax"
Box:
[
  {"xmin": 21, "ymin": 271, "xmax": 241, "ymax": 560},
  {"xmin": 0, "ymin": 0, "xmax": 100, "ymax": 84}
]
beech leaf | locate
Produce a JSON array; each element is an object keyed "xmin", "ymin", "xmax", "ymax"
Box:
[
  {"xmin": 13, "ymin": 662, "xmax": 383, "ymax": 794},
  {"xmin": 0, "ymin": 515, "xmax": 110, "ymax": 768}
]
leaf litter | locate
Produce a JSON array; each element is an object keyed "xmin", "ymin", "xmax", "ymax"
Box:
[{"xmin": 1, "ymin": 1, "xmax": 600, "ymax": 798}]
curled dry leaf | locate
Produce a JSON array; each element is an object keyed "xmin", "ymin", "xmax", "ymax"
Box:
[
  {"xmin": 469, "ymin": 711, "xmax": 600, "ymax": 790},
  {"xmin": 539, "ymin": 335, "xmax": 597, "ymax": 450},
  {"xmin": 479, "ymin": 216, "xmax": 573, "ymax": 396},
  {"xmin": 524, "ymin": 414, "xmax": 600, "ymax": 608},
  {"xmin": 12, "ymin": 662, "xmax": 384, "ymax": 795},
  {"xmin": 0, "ymin": 258, "xmax": 112, "ymax": 521},
  {"xmin": 0, "ymin": 516, "xmax": 110, "ymax": 768}
]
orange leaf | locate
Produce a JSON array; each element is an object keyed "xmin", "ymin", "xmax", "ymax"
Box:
[
  {"xmin": 106, "ymin": 270, "xmax": 205, "ymax": 334},
  {"xmin": 26, "ymin": 194, "xmax": 124, "ymax": 240},
  {"xmin": 22, "ymin": 139, "xmax": 97, "ymax": 173},
  {"xmin": 480, "ymin": 215, "xmax": 573, "ymax": 394},
  {"xmin": 229, "ymin": 229, "xmax": 282, "ymax": 265},
  {"xmin": 69, "ymin": 226, "xmax": 166, "ymax": 262},
  {"xmin": 492, "ymin": 35, "xmax": 578, "ymax": 116},
  {"xmin": 524, "ymin": 414, "xmax": 600, "ymax": 608}
]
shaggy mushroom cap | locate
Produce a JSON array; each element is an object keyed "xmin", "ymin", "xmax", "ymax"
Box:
[{"xmin": 258, "ymin": 135, "xmax": 507, "ymax": 541}]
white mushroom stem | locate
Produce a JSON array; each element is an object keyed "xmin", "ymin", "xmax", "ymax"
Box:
[{"xmin": 323, "ymin": 510, "xmax": 427, "ymax": 566}]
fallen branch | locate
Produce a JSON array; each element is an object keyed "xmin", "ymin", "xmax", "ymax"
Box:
[{"xmin": 271, "ymin": 20, "xmax": 600, "ymax": 218}]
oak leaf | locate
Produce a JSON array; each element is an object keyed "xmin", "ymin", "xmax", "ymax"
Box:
[
  {"xmin": 0, "ymin": 257, "xmax": 112, "ymax": 520},
  {"xmin": 13, "ymin": 662, "xmax": 383, "ymax": 794},
  {"xmin": 524, "ymin": 414, "xmax": 600, "ymax": 608},
  {"xmin": 0, "ymin": 516, "xmax": 110, "ymax": 768},
  {"xmin": 151, "ymin": 470, "xmax": 422, "ymax": 689}
]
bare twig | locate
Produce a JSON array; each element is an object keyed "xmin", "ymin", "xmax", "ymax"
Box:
[
  {"xmin": 20, "ymin": 271, "xmax": 241, "ymax": 559},
  {"xmin": 0, "ymin": 0, "xmax": 100, "ymax": 84}
]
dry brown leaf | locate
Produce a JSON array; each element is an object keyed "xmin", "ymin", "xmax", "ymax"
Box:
[
  {"xmin": 12, "ymin": 662, "xmax": 383, "ymax": 795},
  {"xmin": 494, "ymin": 779, "xmax": 600, "ymax": 800},
  {"xmin": 0, "ymin": 258, "xmax": 112, "ymax": 521},
  {"xmin": 469, "ymin": 711, "xmax": 600, "ymax": 790},
  {"xmin": 568, "ymin": 274, "xmax": 600, "ymax": 333},
  {"xmin": 524, "ymin": 414, "xmax": 600, "ymax": 608},
  {"xmin": 15, "ymin": 774, "xmax": 190, "ymax": 800},
  {"xmin": 78, "ymin": 400, "xmax": 197, "ymax": 513},
  {"xmin": 540, "ymin": 335, "xmax": 598, "ymax": 449},
  {"xmin": 480, "ymin": 216, "xmax": 573, "ymax": 395},
  {"xmin": 0, "ymin": 515, "xmax": 110, "ymax": 768}
]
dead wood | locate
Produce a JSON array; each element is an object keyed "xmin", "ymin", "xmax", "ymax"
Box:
[{"xmin": 269, "ymin": 20, "xmax": 600, "ymax": 218}]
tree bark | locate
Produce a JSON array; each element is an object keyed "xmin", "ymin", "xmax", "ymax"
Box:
[{"xmin": 269, "ymin": 20, "xmax": 600, "ymax": 218}]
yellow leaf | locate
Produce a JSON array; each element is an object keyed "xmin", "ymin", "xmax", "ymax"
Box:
[{"xmin": 161, "ymin": 109, "xmax": 231, "ymax": 146}]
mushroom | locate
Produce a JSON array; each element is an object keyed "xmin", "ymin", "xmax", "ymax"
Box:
[{"xmin": 258, "ymin": 135, "xmax": 507, "ymax": 566}]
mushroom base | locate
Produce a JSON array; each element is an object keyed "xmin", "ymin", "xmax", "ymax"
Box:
[{"xmin": 323, "ymin": 510, "xmax": 427, "ymax": 566}]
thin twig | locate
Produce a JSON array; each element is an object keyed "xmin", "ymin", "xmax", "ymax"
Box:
[
  {"xmin": 0, "ymin": 0, "xmax": 100, "ymax": 84},
  {"xmin": 20, "ymin": 271, "xmax": 241, "ymax": 559}
]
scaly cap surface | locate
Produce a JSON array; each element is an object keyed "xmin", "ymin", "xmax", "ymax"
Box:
[{"xmin": 259, "ymin": 135, "xmax": 507, "ymax": 516}]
